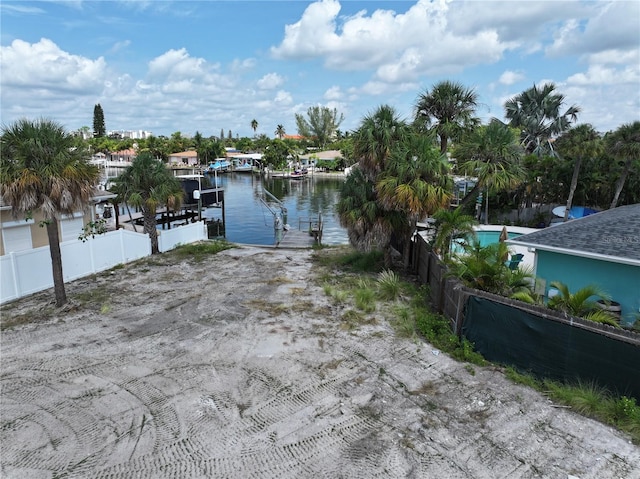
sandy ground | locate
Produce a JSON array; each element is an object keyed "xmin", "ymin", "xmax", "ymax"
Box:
[{"xmin": 1, "ymin": 245, "xmax": 639, "ymax": 479}]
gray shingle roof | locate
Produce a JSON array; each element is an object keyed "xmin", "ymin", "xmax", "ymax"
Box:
[{"xmin": 509, "ymin": 204, "xmax": 640, "ymax": 262}]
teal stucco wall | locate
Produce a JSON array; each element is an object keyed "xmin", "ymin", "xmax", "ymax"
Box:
[{"xmin": 536, "ymin": 250, "xmax": 640, "ymax": 326}]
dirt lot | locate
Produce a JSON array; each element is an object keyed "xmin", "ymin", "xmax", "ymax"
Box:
[{"xmin": 1, "ymin": 245, "xmax": 639, "ymax": 478}]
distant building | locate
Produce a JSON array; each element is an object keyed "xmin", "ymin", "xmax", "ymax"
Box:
[
  {"xmin": 168, "ymin": 151, "xmax": 199, "ymax": 166},
  {"xmin": 108, "ymin": 148, "xmax": 137, "ymax": 163},
  {"xmin": 107, "ymin": 130, "xmax": 153, "ymax": 140}
]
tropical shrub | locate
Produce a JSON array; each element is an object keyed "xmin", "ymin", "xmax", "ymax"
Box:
[{"xmin": 547, "ymin": 281, "xmax": 620, "ymax": 327}]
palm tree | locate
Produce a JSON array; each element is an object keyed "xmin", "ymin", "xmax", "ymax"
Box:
[
  {"xmin": 447, "ymin": 240, "xmax": 534, "ymax": 297},
  {"xmin": 193, "ymin": 131, "xmax": 204, "ymax": 164},
  {"xmin": 555, "ymin": 124, "xmax": 602, "ymax": 220},
  {"xmin": 414, "ymin": 80, "xmax": 480, "ymax": 154},
  {"xmin": 337, "ymin": 168, "xmax": 405, "ymax": 267},
  {"xmin": 111, "ymin": 151, "xmax": 184, "ymax": 254},
  {"xmin": 352, "ymin": 104, "xmax": 411, "ymax": 181},
  {"xmin": 275, "ymin": 124, "xmax": 286, "ymax": 140},
  {"xmin": 431, "ymin": 207, "xmax": 477, "ymax": 260},
  {"xmin": 504, "ymin": 83, "xmax": 580, "ymax": 157},
  {"xmin": 376, "ymin": 134, "xmax": 452, "ymax": 267},
  {"xmin": 606, "ymin": 121, "xmax": 640, "ymax": 208},
  {"xmin": 0, "ymin": 118, "xmax": 100, "ymax": 307},
  {"xmin": 547, "ymin": 281, "xmax": 619, "ymax": 327},
  {"xmin": 251, "ymin": 119, "xmax": 258, "ymax": 137},
  {"xmin": 454, "ymin": 120, "xmax": 525, "ymax": 221},
  {"xmin": 337, "ymin": 105, "xmax": 413, "ymax": 266}
]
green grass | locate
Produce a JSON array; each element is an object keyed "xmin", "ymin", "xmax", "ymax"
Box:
[
  {"xmin": 322, "ymin": 283, "xmax": 349, "ymax": 304},
  {"xmin": 390, "ymin": 305, "xmax": 416, "ymax": 338},
  {"xmin": 172, "ymin": 240, "xmax": 234, "ymax": 262},
  {"xmin": 354, "ymin": 286, "xmax": 376, "ymax": 313},
  {"xmin": 0, "ymin": 307, "xmax": 55, "ymax": 330},
  {"xmin": 377, "ymin": 269, "xmax": 402, "ymax": 301},
  {"xmin": 313, "ymin": 247, "xmax": 384, "ymax": 273},
  {"xmin": 414, "ymin": 309, "xmax": 486, "ymax": 365},
  {"xmin": 317, "ymin": 247, "xmax": 640, "ymax": 443},
  {"xmin": 504, "ymin": 367, "xmax": 640, "ymax": 444}
]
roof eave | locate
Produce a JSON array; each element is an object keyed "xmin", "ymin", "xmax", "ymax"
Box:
[{"xmin": 506, "ymin": 240, "xmax": 640, "ymax": 267}]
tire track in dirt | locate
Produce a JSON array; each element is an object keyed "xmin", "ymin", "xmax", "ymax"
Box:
[{"xmin": 2, "ymin": 247, "xmax": 639, "ymax": 479}]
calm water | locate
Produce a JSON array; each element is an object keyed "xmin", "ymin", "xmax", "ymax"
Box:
[
  {"xmin": 103, "ymin": 167, "xmax": 349, "ymax": 246},
  {"xmin": 200, "ymin": 173, "xmax": 349, "ymax": 245}
]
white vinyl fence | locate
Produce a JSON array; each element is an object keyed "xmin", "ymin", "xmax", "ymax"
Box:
[{"xmin": 1, "ymin": 221, "xmax": 207, "ymax": 304}]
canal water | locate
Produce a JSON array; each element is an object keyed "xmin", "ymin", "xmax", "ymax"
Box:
[
  {"xmin": 201, "ymin": 172, "xmax": 349, "ymax": 246},
  {"xmin": 103, "ymin": 167, "xmax": 349, "ymax": 246}
]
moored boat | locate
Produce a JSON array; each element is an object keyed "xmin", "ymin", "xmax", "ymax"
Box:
[{"xmin": 206, "ymin": 158, "xmax": 230, "ymax": 173}]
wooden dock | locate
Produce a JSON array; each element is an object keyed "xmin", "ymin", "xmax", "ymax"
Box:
[{"xmin": 276, "ymin": 229, "xmax": 317, "ymax": 248}]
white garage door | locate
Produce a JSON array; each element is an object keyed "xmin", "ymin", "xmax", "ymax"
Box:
[{"xmin": 2, "ymin": 223, "xmax": 33, "ymax": 253}]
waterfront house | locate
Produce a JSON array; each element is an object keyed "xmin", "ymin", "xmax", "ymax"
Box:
[
  {"xmin": 168, "ymin": 151, "xmax": 199, "ymax": 166},
  {"xmin": 108, "ymin": 148, "xmax": 137, "ymax": 163},
  {"xmin": 0, "ymin": 189, "xmax": 117, "ymax": 256},
  {"xmin": 508, "ymin": 203, "xmax": 640, "ymax": 326}
]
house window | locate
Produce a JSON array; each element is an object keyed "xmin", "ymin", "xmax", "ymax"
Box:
[
  {"xmin": 60, "ymin": 214, "xmax": 84, "ymax": 242},
  {"xmin": 2, "ymin": 222, "xmax": 33, "ymax": 253}
]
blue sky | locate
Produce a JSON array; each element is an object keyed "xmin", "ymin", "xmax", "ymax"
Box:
[{"xmin": 1, "ymin": 0, "xmax": 638, "ymax": 139}]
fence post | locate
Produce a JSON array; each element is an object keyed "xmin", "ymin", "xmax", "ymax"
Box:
[
  {"xmin": 454, "ymin": 286, "xmax": 466, "ymax": 337},
  {"xmin": 438, "ymin": 269, "xmax": 446, "ymax": 313},
  {"xmin": 10, "ymin": 251, "xmax": 20, "ymax": 300}
]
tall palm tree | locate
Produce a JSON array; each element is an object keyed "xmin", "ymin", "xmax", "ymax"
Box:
[
  {"xmin": 555, "ymin": 124, "xmax": 602, "ymax": 220},
  {"xmin": 454, "ymin": 120, "xmax": 525, "ymax": 221},
  {"xmin": 338, "ymin": 105, "xmax": 412, "ymax": 266},
  {"xmin": 606, "ymin": 121, "xmax": 640, "ymax": 208},
  {"xmin": 414, "ymin": 80, "xmax": 480, "ymax": 154},
  {"xmin": 0, "ymin": 118, "xmax": 99, "ymax": 306},
  {"xmin": 352, "ymin": 104, "xmax": 411, "ymax": 181},
  {"xmin": 376, "ymin": 134, "xmax": 452, "ymax": 267},
  {"xmin": 504, "ymin": 83, "xmax": 580, "ymax": 157},
  {"xmin": 275, "ymin": 124, "xmax": 286, "ymax": 140},
  {"xmin": 251, "ymin": 119, "xmax": 258, "ymax": 137},
  {"xmin": 111, "ymin": 151, "xmax": 184, "ymax": 254},
  {"xmin": 337, "ymin": 167, "xmax": 405, "ymax": 266},
  {"xmin": 193, "ymin": 131, "xmax": 204, "ymax": 162}
]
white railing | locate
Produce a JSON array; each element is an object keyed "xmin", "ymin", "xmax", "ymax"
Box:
[{"xmin": 1, "ymin": 221, "xmax": 207, "ymax": 304}]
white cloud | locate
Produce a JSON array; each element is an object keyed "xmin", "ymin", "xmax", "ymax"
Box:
[
  {"xmin": 270, "ymin": 0, "xmax": 341, "ymax": 60},
  {"xmin": 148, "ymin": 48, "xmax": 208, "ymax": 80},
  {"xmin": 324, "ymin": 86, "xmax": 342, "ymax": 100},
  {"xmin": 587, "ymin": 49, "xmax": 640, "ymax": 67},
  {"xmin": 567, "ymin": 64, "xmax": 639, "ymax": 86},
  {"xmin": 498, "ymin": 70, "xmax": 525, "ymax": 86},
  {"xmin": 0, "ymin": 38, "xmax": 106, "ymax": 92},
  {"xmin": 108, "ymin": 40, "xmax": 131, "ymax": 55},
  {"xmin": 271, "ymin": 0, "xmax": 512, "ymax": 85},
  {"xmin": 547, "ymin": 1, "xmax": 640, "ymax": 57},
  {"xmin": 359, "ymin": 81, "xmax": 390, "ymax": 96},
  {"xmin": 0, "ymin": 4, "xmax": 45, "ymax": 15},
  {"xmin": 257, "ymin": 73, "xmax": 284, "ymax": 90},
  {"xmin": 447, "ymin": 1, "xmax": 586, "ymax": 43},
  {"xmin": 274, "ymin": 90, "xmax": 293, "ymax": 105}
]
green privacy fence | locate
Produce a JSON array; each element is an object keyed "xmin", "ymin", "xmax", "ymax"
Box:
[
  {"xmin": 409, "ymin": 234, "xmax": 640, "ymax": 401},
  {"xmin": 463, "ymin": 296, "xmax": 640, "ymax": 400}
]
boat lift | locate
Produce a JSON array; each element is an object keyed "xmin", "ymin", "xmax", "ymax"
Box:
[{"xmin": 260, "ymin": 188, "xmax": 288, "ymax": 231}]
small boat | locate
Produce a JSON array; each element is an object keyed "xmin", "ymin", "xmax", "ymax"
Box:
[
  {"xmin": 290, "ymin": 170, "xmax": 307, "ymax": 179},
  {"xmin": 231, "ymin": 154, "xmax": 262, "ymax": 172},
  {"xmin": 206, "ymin": 159, "xmax": 230, "ymax": 173}
]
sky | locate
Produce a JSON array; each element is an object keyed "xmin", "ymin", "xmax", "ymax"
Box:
[{"xmin": 1, "ymin": 0, "xmax": 639, "ymax": 139}]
